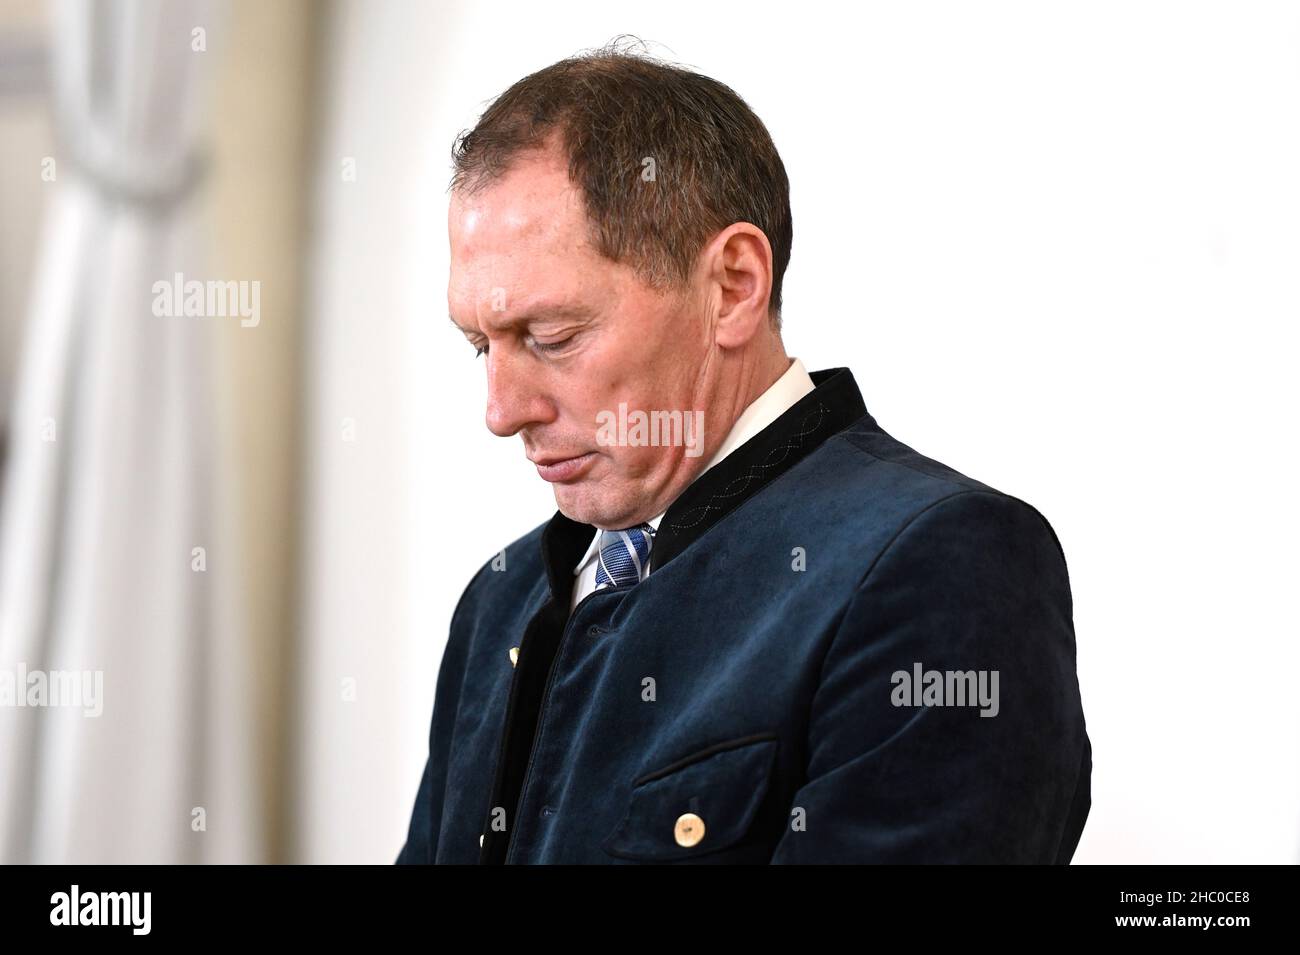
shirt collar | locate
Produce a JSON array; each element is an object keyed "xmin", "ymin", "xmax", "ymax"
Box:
[{"xmin": 572, "ymin": 357, "xmax": 815, "ymax": 575}]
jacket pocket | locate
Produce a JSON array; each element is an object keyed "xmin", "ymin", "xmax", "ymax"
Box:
[{"xmin": 600, "ymin": 731, "xmax": 780, "ymax": 862}]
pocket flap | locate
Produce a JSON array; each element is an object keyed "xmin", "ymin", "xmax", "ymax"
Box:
[{"xmin": 601, "ymin": 732, "xmax": 779, "ymax": 862}]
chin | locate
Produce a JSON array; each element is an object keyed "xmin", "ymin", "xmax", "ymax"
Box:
[{"xmin": 554, "ymin": 486, "xmax": 627, "ymax": 529}]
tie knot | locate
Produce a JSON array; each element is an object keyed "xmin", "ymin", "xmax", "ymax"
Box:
[{"xmin": 594, "ymin": 523, "xmax": 655, "ymax": 590}]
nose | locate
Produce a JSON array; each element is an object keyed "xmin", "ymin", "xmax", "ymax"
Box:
[{"xmin": 484, "ymin": 346, "xmax": 555, "ymax": 437}]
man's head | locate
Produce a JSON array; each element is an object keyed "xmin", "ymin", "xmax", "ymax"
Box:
[{"xmin": 447, "ymin": 43, "xmax": 795, "ymax": 529}]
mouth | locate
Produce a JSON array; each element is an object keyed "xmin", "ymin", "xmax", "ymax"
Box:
[{"xmin": 530, "ymin": 451, "xmax": 597, "ymax": 483}]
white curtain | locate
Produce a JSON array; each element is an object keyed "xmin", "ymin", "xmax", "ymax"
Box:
[{"xmin": 0, "ymin": 0, "xmax": 260, "ymax": 863}]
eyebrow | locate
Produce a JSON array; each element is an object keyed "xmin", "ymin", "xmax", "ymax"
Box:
[{"xmin": 448, "ymin": 304, "xmax": 593, "ymax": 335}]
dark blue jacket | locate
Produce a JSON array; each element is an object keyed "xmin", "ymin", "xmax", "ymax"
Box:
[{"xmin": 397, "ymin": 367, "xmax": 1091, "ymax": 864}]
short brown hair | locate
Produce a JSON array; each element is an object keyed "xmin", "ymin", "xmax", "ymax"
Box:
[{"xmin": 450, "ymin": 38, "xmax": 793, "ymax": 325}]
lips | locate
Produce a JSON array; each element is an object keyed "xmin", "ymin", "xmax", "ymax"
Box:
[
  {"xmin": 529, "ymin": 452, "xmax": 583, "ymax": 467},
  {"xmin": 530, "ymin": 451, "xmax": 596, "ymax": 483}
]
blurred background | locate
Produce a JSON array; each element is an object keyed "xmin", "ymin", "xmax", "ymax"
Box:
[{"xmin": 0, "ymin": 0, "xmax": 1296, "ymax": 864}]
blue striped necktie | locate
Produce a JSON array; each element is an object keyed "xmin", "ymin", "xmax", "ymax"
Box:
[{"xmin": 594, "ymin": 523, "xmax": 655, "ymax": 589}]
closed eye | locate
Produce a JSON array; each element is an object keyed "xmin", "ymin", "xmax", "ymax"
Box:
[
  {"xmin": 469, "ymin": 335, "xmax": 574, "ymax": 358},
  {"xmin": 530, "ymin": 335, "xmax": 574, "ymax": 354}
]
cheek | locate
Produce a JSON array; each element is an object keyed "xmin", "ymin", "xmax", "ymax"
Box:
[
  {"xmin": 556, "ymin": 376, "xmax": 613, "ymax": 441},
  {"xmin": 601, "ymin": 441, "xmax": 677, "ymax": 482}
]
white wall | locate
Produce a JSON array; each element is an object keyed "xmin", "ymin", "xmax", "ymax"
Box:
[{"xmin": 300, "ymin": 0, "xmax": 1300, "ymax": 863}]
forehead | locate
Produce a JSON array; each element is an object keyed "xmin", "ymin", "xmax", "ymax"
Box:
[{"xmin": 448, "ymin": 148, "xmax": 597, "ymax": 312}]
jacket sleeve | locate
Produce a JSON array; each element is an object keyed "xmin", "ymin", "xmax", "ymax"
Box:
[
  {"xmin": 394, "ymin": 564, "xmax": 485, "ymax": 864},
  {"xmin": 769, "ymin": 489, "xmax": 1091, "ymax": 864}
]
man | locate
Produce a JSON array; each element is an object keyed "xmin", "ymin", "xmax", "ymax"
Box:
[{"xmin": 397, "ymin": 46, "xmax": 1091, "ymax": 864}]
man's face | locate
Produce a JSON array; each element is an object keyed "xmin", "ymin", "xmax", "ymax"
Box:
[{"xmin": 448, "ymin": 144, "xmax": 720, "ymax": 529}]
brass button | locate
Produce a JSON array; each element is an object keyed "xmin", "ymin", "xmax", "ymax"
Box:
[
  {"xmin": 674, "ymin": 812, "xmax": 705, "ymax": 847},
  {"xmin": 479, "ymin": 833, "xmax": 484, "ymax": 847},
  {"xmin": 509, "ymin": 646, "xmax": 519, "ymax": 667}
]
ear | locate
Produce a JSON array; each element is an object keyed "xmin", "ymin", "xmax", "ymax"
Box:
[{"xmin": 700, "ymin": 223, "xmax": 775, "ymax": 349}]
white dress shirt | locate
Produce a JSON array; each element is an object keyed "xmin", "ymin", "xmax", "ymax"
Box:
[{"xmin": 569, "ymin": 357, "xmax": 816, "ymax": 613}]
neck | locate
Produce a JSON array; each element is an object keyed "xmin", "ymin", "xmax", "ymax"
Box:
[
  {"xmin": 720, "ymin": 340, "xmax": 792, "ymax": 432},
  {"xmin": 667, "ymin": 339, "xmax": 789, "ymax": 491}
]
